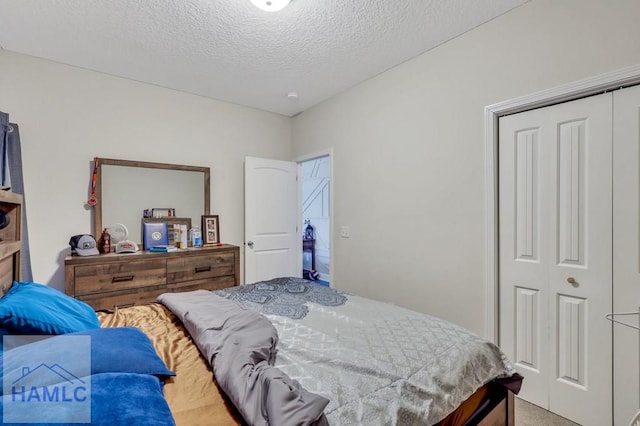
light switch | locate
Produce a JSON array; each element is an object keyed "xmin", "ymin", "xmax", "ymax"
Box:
[{"xmin": 340, "ymin": 226, "xmax": 350, "ymax": 238}]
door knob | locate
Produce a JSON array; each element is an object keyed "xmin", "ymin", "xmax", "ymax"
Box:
[
  {"xmin": 567, "ymin": 277, "xmax": 577, "ymax": 285},
  {"xmin": 247, "ymin": 241, "xmax": 254, "ymax": 248}
]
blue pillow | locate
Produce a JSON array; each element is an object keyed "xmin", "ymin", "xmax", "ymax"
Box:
[
  {"xmin": 81, "ymin": 327, "xmax": 175, "ymax": 377},
  {"xmin": 0, "ymin": 281, "xmax": 99, "ymax": 334},
  {"xmin": 1, "ymin": 327, "xmax": 174, "ymax": 391},
  {"xmin": 1, "ymin": 372, "xmax": 176, "ymax": 425},
  {"xmin": 88, "ymin": 373, "xmax": 176, "ymax": 425}
]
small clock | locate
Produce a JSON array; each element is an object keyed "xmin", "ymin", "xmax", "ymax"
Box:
[{"xmin": 108, "ymin": 223, "xmax": 129, "ymax": 245}]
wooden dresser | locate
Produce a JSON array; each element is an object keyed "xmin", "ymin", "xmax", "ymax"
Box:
[
  {"xmin": 0, "ymin": 191, "xmax": 22, "ymax": 295},
  {"xmin": 64, "ymin": 244, "xmax": 239, "ymax": 311}
]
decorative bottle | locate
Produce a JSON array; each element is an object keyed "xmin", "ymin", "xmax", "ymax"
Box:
[
  {"xmin": 100, "ymin": 228, "xmax": 111, "ymax": 254},
  {"xmin": 173, "ymin": 225, "xmax": 181, "ymax": 248}
]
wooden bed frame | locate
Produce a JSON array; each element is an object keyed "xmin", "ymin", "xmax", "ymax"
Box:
[
  {"xmin": 439, "ymin": 379, "xmax": 515, "ymax": 426},
  {"xmin": 477, "ymin": 388, "xmax": 515, "ymax": 426}
]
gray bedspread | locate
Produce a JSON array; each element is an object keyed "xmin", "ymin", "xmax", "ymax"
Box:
[
  {"xmin": 157, "ymin": 290, "xmax": 329, "ymax": 426},
  {"xmin": 214, "ymin": 278, "xmax": 519, "ymax": 425}
]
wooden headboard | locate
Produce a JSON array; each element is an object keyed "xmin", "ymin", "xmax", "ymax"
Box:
[{"xmin": 0, "ymin": 190, "xmax": 22, "ymax": 297}]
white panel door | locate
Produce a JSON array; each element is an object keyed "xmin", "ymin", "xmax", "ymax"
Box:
[
  {"xmin": 244, "ymin": 156, "xmax": 300, "ymax": 284},
  {"xmin": 499, "ymin": 93, "xmax": 613, "ymax": 426},
  {"xmin": 613, "ymin": 84, "xmax": 640, "ymax": 425},
  {"xmin": 499, "ymin": 109, "xmax": 550, "ymax": 409}
]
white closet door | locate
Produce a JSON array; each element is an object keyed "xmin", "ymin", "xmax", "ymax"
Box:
[
  {"xmin": 499, "ymin": 92, "xmax": 613, "ymax": 426},
  {"xmin": 499, "ymin": 105, "xmax": 551, "ymax": 409},
  {"xmin": 613, "ymin": 84, "xmax": 640, "ymax": 425}
]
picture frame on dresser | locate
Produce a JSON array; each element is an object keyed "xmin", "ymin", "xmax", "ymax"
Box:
[{"xmin": 202, "ymin": 215, "xmax": 220, "ymax": 245}]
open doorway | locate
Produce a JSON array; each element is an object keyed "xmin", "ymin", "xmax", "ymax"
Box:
[{"xmin": 299, "ymin": 154, "xmax": 331, "ymax": 286}]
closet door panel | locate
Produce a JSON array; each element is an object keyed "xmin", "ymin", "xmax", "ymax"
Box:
[
  {"xmin": 613, "ymin": 84, "xmax": 640, "ymax": 425},
  {"xmin": 515, "ymin": 129, "xmax": 539, "ymax": 261},
  {"xmin": 500, "ymin": 108, "xmax": 552, "ymax": 410},
  {"xmin": 556, "ymin": 294, "xmax": 587, "ymax": 386},
  {"xmin": 548, "ymin": 94, "xmax": 613, "ymax": 426},
  {"xmin": 557, "ymin": 120, "xmax": 586, "ymax": 266},
  {"xmin": 500, "ymin": 92, "xmax": 612, "ymax": 426}
]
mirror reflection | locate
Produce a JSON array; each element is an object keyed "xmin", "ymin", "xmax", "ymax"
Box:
[{"xmin": 95, "ymin": 159, "xmax": 210, "ymax": 245}]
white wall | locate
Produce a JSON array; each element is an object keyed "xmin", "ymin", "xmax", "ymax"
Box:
[
  {"xmin": 291, "ymin": 0, "xmax": 640, "ymax": 336},
  {"xmin": 0, "ymin": 50, "xmax": 292, "ymax": 290}
]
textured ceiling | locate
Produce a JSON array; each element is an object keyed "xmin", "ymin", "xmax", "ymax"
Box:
[{"xmin": 0, "ymin": 0, "xmax": 528, "ymax": 116}]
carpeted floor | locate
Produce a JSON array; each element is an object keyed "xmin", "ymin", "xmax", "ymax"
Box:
[{"xmin": 515, "ymin": 398, "xmax": 580, "ymax": 425}]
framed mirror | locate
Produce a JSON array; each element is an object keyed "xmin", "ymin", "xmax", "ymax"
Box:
[{"xmin": 94, "ymin": 158, "xmax": 210, "ymax": 245}]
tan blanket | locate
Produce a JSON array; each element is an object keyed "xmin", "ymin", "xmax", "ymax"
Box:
[{"xmin": 98, "ymin": 303, "xmax": 243, "ymax": 426}]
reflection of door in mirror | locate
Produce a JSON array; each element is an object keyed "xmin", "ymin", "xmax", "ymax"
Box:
[{"xmin": 95, "ymin": 159, "xmax": 210, "ymax": 246}]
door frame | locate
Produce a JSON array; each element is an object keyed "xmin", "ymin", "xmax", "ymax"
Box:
[
  {"xmin": 296, "ymin": 148, "xmax": 334, "ymax": 285},
  {"xmin": 484, "ymin": 64, "xmax": 640, "ymax": 343}
]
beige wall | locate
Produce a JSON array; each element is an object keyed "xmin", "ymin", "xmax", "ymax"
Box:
[
  {"xmin": 292, "ymin": 0, "xmax": 640, "ymax": 335},
  {"xmin": 0, "ymin": 50, "xmax": 292, "ymax": 290}
]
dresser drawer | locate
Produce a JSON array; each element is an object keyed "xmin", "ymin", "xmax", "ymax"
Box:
[
  {"xmin": 73, "ymin": 259, "xmax": 166, "ymax": 296},
  {"xmin": 167, "ymin": 274, "xmax": 236, "ymax": 293},
  {"xmin": 166, "ymin": 252, "xmax": 235, "ymax": 284},
  {"xmin": 77, "ymin": 285, "xmax": 167, "ymax": 311}
]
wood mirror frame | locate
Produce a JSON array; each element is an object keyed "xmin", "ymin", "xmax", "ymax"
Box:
[{"xmin": 93, "ymin": 158, "xmax": 210, "ymax": 243}]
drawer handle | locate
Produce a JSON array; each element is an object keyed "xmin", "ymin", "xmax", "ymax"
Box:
[
  {"xmin": 112, "ymin": 275, "xmax": 135, "ymax": 283},
  {"xmin": 195, "ymin": 266, "xmax": 211, "ymax": 273},
  {"xmin": 114, "ymin": 302, "xmax": 135, "ymax": 309}
]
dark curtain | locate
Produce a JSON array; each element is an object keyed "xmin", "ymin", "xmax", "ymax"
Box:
[{"xmin": 0, "ymin": 111, "xmax": 33, "ymax": 281}]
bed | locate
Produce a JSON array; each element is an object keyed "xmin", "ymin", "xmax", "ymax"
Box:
[
  {"xmin": 0, "ymin": 277, "xmax": 521, "ymax": 425},
  {"xmin": 102, "ymin": 277, "xmax": 522, "ymax": 425}
]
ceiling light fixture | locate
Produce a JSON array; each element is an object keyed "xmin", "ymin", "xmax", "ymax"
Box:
[{"xmin": 250, "ymin": 0, "xmax": 290, "ymax": 12}]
